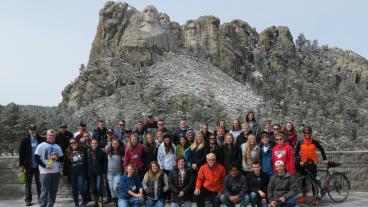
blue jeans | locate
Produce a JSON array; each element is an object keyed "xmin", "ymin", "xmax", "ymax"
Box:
[
  {"xmin": 107, "ymin": 171, "xmax": 121, "ymax": 198},
  {"xmin": 244, "ymin": 192, "xmax": 268, "ymax": 207},
  {"xmin": 219, "ymin": 194, "xmax": 244, "ymax": 207},
  {"xmin": 118, "ymin": 197, "xmax": 144, "ymax": 207},
  {"xmin": 90, "ymin": 173, "xmax": 103, "ymax": 197},
  {"xmin": 145, "ymin": 198, "xmax": 165, "ymax": 207},
  {"xmin": 275, "ymin": 197, "xmax": 297, "ymax": 207},
  {"xmin": 70, "ymin": 173, "xmax": 87, "ymax": 204}
]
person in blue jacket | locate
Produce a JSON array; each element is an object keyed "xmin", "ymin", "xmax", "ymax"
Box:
[
  {"xmin": 118, "ymin": 164, "xmax": 144, "ymax": 207},
  {"xmin": 259, "ymin": 133, "xmax": 274, "ymax": 177}
]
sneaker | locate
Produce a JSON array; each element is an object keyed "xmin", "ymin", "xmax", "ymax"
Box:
[
  {"xmin": 312, "ymin": 199, "xmax": 320, "ymax": 205},
  {"xmin": 25, "ymin": 202, "xmax": 32, "ymax": 206},
  {"xmin": 298, "ymin": 195, "xmax": 307, "ymax": 204}
]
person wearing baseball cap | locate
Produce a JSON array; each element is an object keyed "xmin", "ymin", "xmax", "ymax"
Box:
[
  {"xmin": 267, "ymin": 160, "xmax": 298, "ymax": 207},
  {"xmin": 19, "ymin": 124, "xmax": 45, "ymax": 206},
  {"xmin": 55, "ymin": 124, "xmax": 73, "ymax": 154}
]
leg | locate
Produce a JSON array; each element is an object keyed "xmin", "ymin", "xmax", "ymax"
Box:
[
  {"xmin": 112, "ymin": 173, "xmax": 121, "ymax": 199},
  {"xmin": 171, "ymin": 202, "xmax": 179, "ymax": 207},
  {"xmin": 183, "ymin": 201, "xmax": 192, "ymax": 207},
  {"xmin": 103, "ymin": 173, "xmax": 112, "ymax": 203},
  {"xmin": 77, "ymin": 174, "xmax": 87, "ymax": 203},
  {"xmin": 220, "ymin": 194, "xmax": 235, "ymax": 207},
  {"xmin": 130, "ymin": 196, "xmax": 144, "ymax": 207},
  {"xmin": 24, "ymin": 168, "xmax": 33, "ymax": 203},
  {"xmin": 145, "ymin": 198, "xmax": 155, "ymax": 207},
  {"xmin": 241, "ymin": 194, "xmax": 250, "ymax": 207},
  {"xmin": 38, "ymin": 175, "xmax": 50, "ymax": 207},
  {"xmin": 154, "ymin": 198, "xmax": 165, "ymax": 207},
  {"xmin": 34, "ymin": 168, "xmax": 42, "ymax": 199},
  {"xmin": 70, "ymin": 174, "xmax": 80, "ymax": 205},
  {"xmin": 286, "ymin": 197, "xmax": 297, "ymax": 207},
  {"xmin": 195, "ymin": 190, "xmax": 206, "ymax": 207},
  {"xmin": 249, "ymin": 192, "xmax": 260, "ymax": 206},
  {"xmin": 209, "ymin": 191, "xmax": 220, "ymax": 207},
  {"xmin": 118, "ymin": 198, "xmax": 129, "ymax": 207},
  {"xmin": 47, "ymin": 174, "xmax": 60, "ymax": 207}
]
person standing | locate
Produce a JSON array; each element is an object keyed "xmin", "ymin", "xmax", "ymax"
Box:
[
  {"xmin": 34, "ymin": 129, "xmax": 64, "ymax": 207},
  {"xmin": 19, "ymin": 124, "xmax": 44, "ymax": 206},
  {"xmin": 55, "ymin": 124, "xmax": 73, "ymax": 154},
  {"xmin": 92, "ymin": 120, "xmax": 107, "ymax": 144}
]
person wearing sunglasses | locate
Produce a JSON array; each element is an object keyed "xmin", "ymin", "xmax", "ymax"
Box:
[
  {"xmin": 272, "ymin": 133, "xmax": 295, "ymax": 175},
  {"xmin": 294, "ymin": 126, "xmax": 328, "ymax": 205},
  {"xmin": 65, "ymin": 138, "xmax": 88, "ymax": 207}
]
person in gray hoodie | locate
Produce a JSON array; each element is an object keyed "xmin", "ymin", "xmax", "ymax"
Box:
[{"xmin": 267, "ymin": 160, "xmax": 298, "ymax": 207}]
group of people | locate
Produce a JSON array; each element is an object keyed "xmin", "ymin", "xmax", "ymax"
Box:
[{"xmin": 18, "ymin": 111, "xmax": 328, "ymax": 207}]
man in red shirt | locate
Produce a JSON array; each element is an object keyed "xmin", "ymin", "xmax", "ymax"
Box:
[{"xmin": 194, "ymin": 153, "xmax": 226, "ymax": 207}]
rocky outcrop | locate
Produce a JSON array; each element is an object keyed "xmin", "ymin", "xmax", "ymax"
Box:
[{"xmin": 59, "ymin": 1, "xmax": 368, "ymax": 150}]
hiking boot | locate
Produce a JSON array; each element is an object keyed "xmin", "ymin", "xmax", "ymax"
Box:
[
  {"xmin": 312, "ymin": 199, "xmax": 320, "ymax": 205},
  {"xmin": 298, "ymin": 195, "xmax": 307, "ymax": 204}
]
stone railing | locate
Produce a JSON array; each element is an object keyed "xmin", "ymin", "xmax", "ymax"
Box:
[{"xmin": 0, "ymin": 151, "xmax": 367, "ymax": 199}]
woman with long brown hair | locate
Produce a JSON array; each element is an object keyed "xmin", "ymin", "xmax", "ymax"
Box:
[
  {"xmin": 124, "ymin": 134, "xmax": 144, "ymax": 177},
  {"xmin": 143, "ymin": 132, "xmax": 158, "ymax": 172},
  {"xmin": 65, "ymin": 137, "xmax": 88, "ymax": 207},
  {"xmin": 142, "ymin": 161, "xmax": 169, "ymax": 207}
]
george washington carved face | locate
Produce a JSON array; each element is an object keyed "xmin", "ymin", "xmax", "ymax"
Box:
[{"xmin": 143, "ymin": 5, "xmax": 159, "ymax": 23}]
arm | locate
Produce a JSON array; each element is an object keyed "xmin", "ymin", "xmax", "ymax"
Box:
[
  {"xmin": 222, "ymin": 175, "xmax": 230, "ymax": 197},
  {"xmin": 238, "ymin": 176, "xmax": 248, "ymax": 198},
  {"xmin": 294, "ymin": 141, "xmax": 301, "ymax": 162},
  {"xmin": 287, "ymin": 146, "xmax": 295, "ymax": 175},
  {"xmin": 195, "ymin": 166, "xmax": 204, "ymax": 190},
  {"xmin": 34, "ymin": 154, "xmax": 46, "ymax": 168},
  {"xmin": 124, "ymin": 148, "xmax": 130, "ymax": 168},
  {"xmin": 142, "ymin": 173, "xmax": 148, "ymax": 191},
  {"xmin": 18, "ymin": 139, "xmax": 25, "ymax": 168},
  {"xmin": 314, "ymin": 140, "xmax": 327, "ymax": 161},
  {"xmin": 182, "ymin": 169, "xmax": 194, "ymax": 193},
  {"xmin": 157, "ymin": 146, "xmax": 164, "ymax": 169}
]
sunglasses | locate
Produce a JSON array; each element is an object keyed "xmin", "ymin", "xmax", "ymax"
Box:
[
  {"xmin": 273, "ymin": 128, "xmax": 280, "ymax": 130},
  {"xmin": 275, "ymin": 138, "xmax": 283, "ymax": 141},
  {"xmin": 119, "ymin": 123, "xmax": 125, "ymax": 126}
]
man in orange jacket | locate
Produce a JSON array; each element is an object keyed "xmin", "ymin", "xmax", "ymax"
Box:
[
  {"xmin": 194, "ymin": 153, "xmax": 226, "ymax": 207},
  {"xmin": 295, "ymin": 126, "xmax": 328, "ymax": 205}
]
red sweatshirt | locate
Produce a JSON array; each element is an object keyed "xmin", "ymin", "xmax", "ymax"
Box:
[
  {"xmin": 272, "ymin": 143, "xmax": 295, "ymax": 175},
  {"xmin": 195, "ymin": 163, "xmax": 226, "ymax": 192}
]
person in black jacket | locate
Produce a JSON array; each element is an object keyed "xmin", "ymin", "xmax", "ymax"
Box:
[
  {"xmin": 168, "ymin": 156, "xmax": 194, "ymax": 207},
  {"xmin": 220, "ymin": 166, "xmax": 248, "ymax": 207},
  {"xmin": 220, "ymin": 133, "xmax": 241, "ymax": 172},
  {"xmin": 92, "ymin": 120, "xmax": 107, "ymax": 144},
  {"xmin": 18, "ymin": 124, "xmax": 44, "ymax": 206},
  {"xmin": 55, "ymin": 124, "xmax": 74, "ymax": 153},
  {"xmin": 143, "ymin": 132, "xmax": 158, "ymax": 172},
  {"xmin": 65, "ymin": 138, "xmax": 88, "ymax": 207},
  {"xmin": 245, "ymin": 161, "xmax": 269, "ymax": 207},
  {"xmin": 205, "ymin": 135, "xmax": 222, "ymax": 161},
  {"xmin": 189, "ymin": 133, "xmax": 206, "ymax": 174},
  {"xmin": 87, "ymin": 139, "xmax": 106, "ymax": 207}
]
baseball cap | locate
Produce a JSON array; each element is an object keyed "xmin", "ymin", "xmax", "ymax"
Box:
[{"xmin": 275, "ymin": 160, "xmax": 285, "ymax": 167}]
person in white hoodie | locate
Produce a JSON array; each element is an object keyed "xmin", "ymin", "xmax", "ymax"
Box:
[{"xmin": 157, "ymin": 134, "xmax": 177, "ymax": 174}]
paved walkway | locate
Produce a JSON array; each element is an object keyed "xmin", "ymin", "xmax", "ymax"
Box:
[{"xmin": 0, "ymin": 192, "xmax": 367, "ymax": 207}]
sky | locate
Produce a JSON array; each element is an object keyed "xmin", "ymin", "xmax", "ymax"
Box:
[{"xmin": 0, "ymin": 0, "xmax": 367, "ymax": 106}]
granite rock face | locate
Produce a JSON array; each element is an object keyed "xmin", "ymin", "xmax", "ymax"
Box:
[{"xmin": 59, "ymin": 1, "xmax": 368, "ymax": 149}]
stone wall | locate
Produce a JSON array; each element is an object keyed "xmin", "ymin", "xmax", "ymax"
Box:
[{"xmin": 0, "ymin": 151, "xmax": 367, "ymax": 199}]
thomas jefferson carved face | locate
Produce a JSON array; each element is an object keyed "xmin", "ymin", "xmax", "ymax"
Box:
[
  {"xmin": 143, "ymin": 5, "xmax": 158, "ymax": 23},
  {"xmin": 185, "ymin": 22, "xmax": 197, "ymax": 40},
  {"xmin": 159, "ymin": 13, "xmax": 170, "ymax": 29}
]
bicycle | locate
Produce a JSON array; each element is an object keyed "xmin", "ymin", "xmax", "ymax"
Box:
[{"xmin": 295, "ymin": 161, "xmax": 350, "ymax": 205}]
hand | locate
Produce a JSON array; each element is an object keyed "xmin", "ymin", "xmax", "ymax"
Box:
[
  {"xmin": 270, "ymin": 201, "xmax": 277, "ymax": 207},
  {"xmin": 279, "ymin": 196, "xmax": 286, "ymax": 203},
  {"xmin": 323, "ymin": 160, "xmax": 329, "ymax": 165},
  {"xmin": 194, "ymin": 189, "xmax": 200, "ymax": 196},
  {"xmin": 137, "ymin": 193, "xmax": 144, "ymax": 200},
  {"xmin": 300, "ymin": 161, "xmax": 304, "ymax": 166},
  {"xmin": 19, "ymin": 166, "xmax": 25, "ymax": 172},
  {"xmin": 192, "ymin": 164, "xmax": 197, "ymax": 170},
  {"xmin": 231, "ymin": 195, "xmax": 239, "ymax": 203},
  {"xmin": 258, "ymin": 190, "xmax": 265, "ymax": 198},
  {"xmin": 178, "ymin": 191, "xmax": 184, "ymax": 197},
  {"xmin": 50, "ymin": 153, "xmax": 58, "ymax": 160}
]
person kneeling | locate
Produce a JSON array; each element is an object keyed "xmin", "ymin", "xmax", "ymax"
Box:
[
  {"xmin": 220, "ymin": 166, "xmax": 248, "ymax": 207},
  {"xmin": 245, "ymin": 161, "xmax": 269, "ymax": 207},
  {"xmin": 118, "ymin": 164, "xmax": 144, "ymax": 207},
  {"xmin": 267, "ymin": 160, "xmax": 298, "ymax": 207}
]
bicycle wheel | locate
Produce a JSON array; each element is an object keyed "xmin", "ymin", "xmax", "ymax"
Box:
[
  {"xmin": 327, "ymin": 172, "xmax": 350, "ymax": 203},
  {"xmin": 295, "ymin": 175, "xmax": 318, "ymax": 205}
]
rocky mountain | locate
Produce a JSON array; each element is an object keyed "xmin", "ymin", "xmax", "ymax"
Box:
[{"xmin": 20, "ymin": 1, "xmax": 368, "ymax": 150}]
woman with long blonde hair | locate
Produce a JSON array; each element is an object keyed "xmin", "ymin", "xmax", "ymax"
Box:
[
  {"xmin": 189, "ymin": 132, "xmax": 206, "ymax": 172},
  {"xmin": 241, "ymin": 134, "xmax": 260, "ymax": 174}
]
